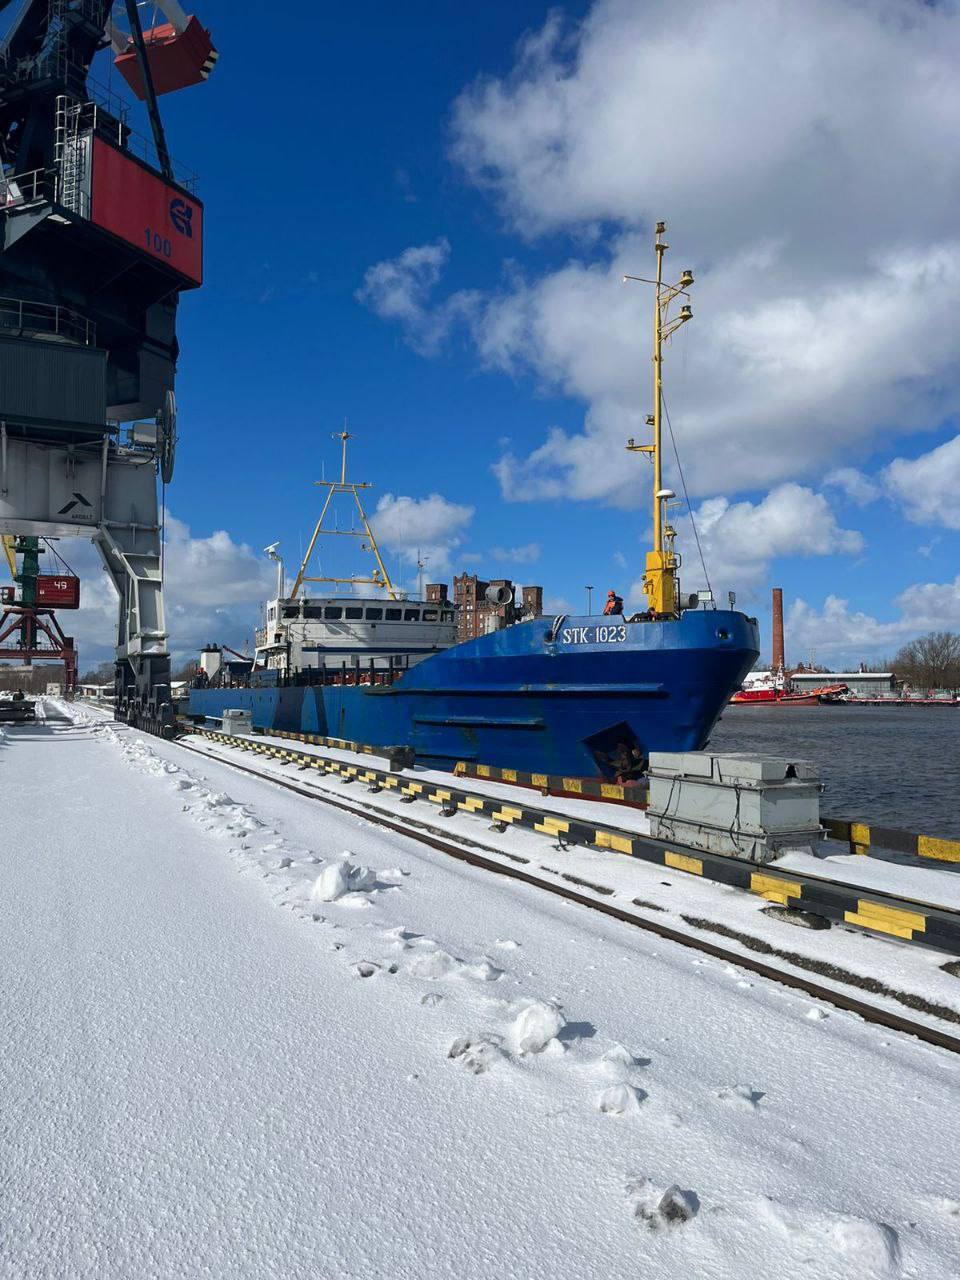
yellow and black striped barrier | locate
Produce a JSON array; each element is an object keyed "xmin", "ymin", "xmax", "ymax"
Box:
[
  {"xmin": 187, "ymin": 726, "xmax": 960, "ymax": 954},
  {"xmin": 454, "ymin": 759, "xmax": 648, "ymax": 806},
  {"xmin": 824, "ymin": 817, "xmax": 960, "ymax": 864},
  {"xmin": 187, "ymin": 721, "xmax": 958, "ymax": 869},
  {"xmin": 247, "ymin": 725, "xmax": 400, "ymax": 760}
]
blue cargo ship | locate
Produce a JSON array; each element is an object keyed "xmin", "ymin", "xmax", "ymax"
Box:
[
  {"xmin": 189, "ymin": 224, "xmax": 760, "ymax": 776},
  {"xmin": 190, "ymin": 607, "xmax": 758, "ymax": 777}
]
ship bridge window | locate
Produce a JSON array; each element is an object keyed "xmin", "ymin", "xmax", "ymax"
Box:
[
  {"xmin": 442, "ymin": 610, "xmax": 454, "ymax": 622},
  {"xmin": 324, "ymin": 606, "xmax": 343, "ymax": 620},
  {"xmin": 365, "ymin": 607, "xmax": 383, "ymax": 621},
  {"xmin": 404, "ymin": 609, "xmax": 420, "ymax": 621},
  {"xmin": 268, "ymin": 608, "xmax": 276, "ymax": 621},
  {"xmin": 303, "ymin": 605, "xmax": 324, "ymax": 620},
  {"xmin": 282, "ymin": 605, "xmax": 300, "ymax": 619},
  {"xmin": 345, "ymin": 607, "xmax": 363, "ymax": 620},
  {"xmin": 423, "ymin": 609, "xmax": 438, "ymax": 621},
  {"xmin": 385, "ymin": 608, "xmax": 402, "ymax": 621}
]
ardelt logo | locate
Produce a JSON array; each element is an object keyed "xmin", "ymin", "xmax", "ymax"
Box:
[
  {"xmin": 57, "ymin": 491, "xmax": 93, "ymax": 516},
  {"xmin": 169, "ymin": 198, "xmax": 193, "ymax": 238}
]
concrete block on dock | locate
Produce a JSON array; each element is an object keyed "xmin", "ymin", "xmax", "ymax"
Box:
[
  {"xmin": 222, "ymin": 709, "xmax": 253, "ymax": 737},
  {"xmin": 647, "ymin": 751, "xmax": 823, "ymax": 864}
]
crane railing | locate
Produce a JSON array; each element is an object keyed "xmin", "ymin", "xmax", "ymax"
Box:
[
  {"xmin": 0, "ymin": 296, "xmax": 96, "ymax": 346},
  {"xmin": 0, "ymin": 167, "xmax": 56, "ymax": 209}
]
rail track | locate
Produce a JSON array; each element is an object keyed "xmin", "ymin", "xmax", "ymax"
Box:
[
  {"xmin": 184, "ymin": 726, "xmax": 960, "ymax": 953},
  {"xmin": 172, "ymin": 733, "xmax": 960, "ymax": 1059}
]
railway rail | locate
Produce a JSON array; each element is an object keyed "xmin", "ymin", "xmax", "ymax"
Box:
[
  {"xmin": 185, "ymin": 726, "xmax": 960, "ymax": 953},
  {"xmin": 171, "ymin": 731, "xmax": 960, "ymax": 1058}
]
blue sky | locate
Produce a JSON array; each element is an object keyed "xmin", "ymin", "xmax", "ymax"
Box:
[{"xmin": 27, "ymin": 0, "xmax": 960, "ymax": 669}]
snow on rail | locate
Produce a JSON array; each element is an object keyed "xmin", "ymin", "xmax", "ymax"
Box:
[{"xmin": 1, "ymin": 699, "xmax": 959, "ymax": 1278}]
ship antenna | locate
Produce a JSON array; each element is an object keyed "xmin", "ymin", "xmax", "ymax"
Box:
[
  {"xmin": 290, "ymin": 430, "xmax": 400, "ymax": 600},
  {"xmin": 623, "ymin": 220, "xmax": 694, "ymax": 616}
]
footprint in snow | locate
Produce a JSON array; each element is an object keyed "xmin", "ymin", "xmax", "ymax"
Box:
[
  {"xmin": 461, "ymin": 958, "xmax": 504, "ymax": 983},
  {"xmin": 447, "ymin": 1035, "xmax": 504, "ymax": 1075},
  {"xmin": 752, "ymin": 1199, "xmax": 900, "ymax": 1277},
  {"xmin": 407, "ymin": 948, "xmax": 462, "ymax": 980},
  {"xmin": 626, "ymin": 1177, "xmax": 699, "ymax": 1230},
  {"xmin": 597, "ymin": 1083, "xmax": 647, "ymax": 1115},
  {"xmin": 715, "ymin": 1084, "xmax": 765, "ymax": 1110},
  {"xmin": 598, "ymin": 1042, "xmax": 651, "ymax": 1074}
]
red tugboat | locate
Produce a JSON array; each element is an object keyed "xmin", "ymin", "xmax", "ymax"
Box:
[
  {"xmin": 730, "ymin": 669, "xmax": 847, "ymax": 705},
  {"xmin": 730, "ymin": 588, "xmax": 847, "ymax": 705}
]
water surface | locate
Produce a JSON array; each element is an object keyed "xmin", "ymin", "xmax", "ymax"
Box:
[{"xmin": 708, "ymin": 705, "xmax": 960, "ymax": 839}]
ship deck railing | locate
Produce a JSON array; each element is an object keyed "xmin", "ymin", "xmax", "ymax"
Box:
[{"xmin": 195, "ymin": 654, "xmax": 418, "ymax": 692}]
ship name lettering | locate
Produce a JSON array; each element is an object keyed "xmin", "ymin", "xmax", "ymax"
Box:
[{"xmin": 559, "ymin": 625, "xmax": 627, "ymax": 644}]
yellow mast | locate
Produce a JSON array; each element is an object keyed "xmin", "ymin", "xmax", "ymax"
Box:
[
  {"xmin": 625, "ymin": 221, "xmax": 693, "ymax": 617},
  {"xmin": 290, "ymin": 431, "xmax": 400, "ymax": 600}
]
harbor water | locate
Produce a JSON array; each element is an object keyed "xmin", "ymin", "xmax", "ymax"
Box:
[{"xmin": 710, "ymin": 705, "xmax": 960, "ymax": 840}]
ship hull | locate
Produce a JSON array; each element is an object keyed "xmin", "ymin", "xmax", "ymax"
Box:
[{"xmin": 189, "ymin": 610, "xmax": 759, "ymax": 778}]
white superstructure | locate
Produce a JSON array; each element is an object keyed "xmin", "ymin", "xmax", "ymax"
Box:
[{"xmin": 255, "ymin": 594, "xmax": 458, "ymax": 672}]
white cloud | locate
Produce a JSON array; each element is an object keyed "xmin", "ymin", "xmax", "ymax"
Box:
[
  {"xmin": 785, "ymin": 596, "xmax": 907, "ymax": 665},
  {"xmin": 917, "ymin": 536, "xmax": 941, "ymax": 560},
  {"xmin": 670, "ymin": 484, "xmax": 863, "ymax": 598},
  {"xmin": 451, "ymin": 0, "xmax": 960, "ymax": 245},
  {"xmin": 896, "ymin": 575, "xmax": 960, "ymax": 630},
  {"xmin": 787, "ymin": 574, "xmax": 960, "ymax": 666},
  {"xmin": 351, "ymin": 0, "xmax": 960, "ymax": 507},
  {"xmin": 371, "ymin": 492, "xmax": 474, "ymax": 578},
  {"xmin": 355, "ymin": 239, "xmax": 477, "ymax": 355},
  {"xmin": 823, "ymin": 468, "xmax": 881, "ymax": 507},
  {"xmin": 883, "ymin": 434, "xmax": 960, "ymax": 530},
  {"xmin": 63, "ymin": 513, "xmax": 276, "ymax": 670},
  {"xmin": 491, "ymin": 542, "xmax": 541, "ymax": 564},
  {"xmin": 466, "ymin": 235, "xmax": 960, "ymax": 506}
]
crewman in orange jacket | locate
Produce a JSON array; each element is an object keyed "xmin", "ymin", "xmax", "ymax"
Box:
[{"xmin": 603, "ymin": 590, "xmax": 624, "ymax": 616}]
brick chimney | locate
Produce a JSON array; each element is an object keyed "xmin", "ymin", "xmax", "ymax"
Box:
[{"xmin": 772, "ymin": 586, "xmax": 785, "ymax": 672}]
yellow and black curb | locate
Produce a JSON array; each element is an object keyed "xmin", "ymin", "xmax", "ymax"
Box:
[
  {"xmin": 198, "ymin": 722, "xmax": 958, "ymax": 868},
  {"xmin": 454, "ymin": 759, "xmax": 648, "ymax": 806},
  {"xmin": 189, "ymin": 727, "xmax": 960, "ymax": 954},
  {"xmin": 262, "ymin": 727, "xmax": 390, "ymax": 759},
  {"xmin": 823, "ymin": 816, "xmax": 960, "ymax": 864}
]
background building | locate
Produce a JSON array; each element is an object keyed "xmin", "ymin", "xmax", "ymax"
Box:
[
  {"xmin": 451, "ymin": 574, "xmax": 543, "ymax": 642},
  {"xmin": 0, "ymin": 662, "xmax": 66, "ymax": 694},
  {"xmin": 791, "ymin": 670, "xmax": 897, "ymax": 696}
]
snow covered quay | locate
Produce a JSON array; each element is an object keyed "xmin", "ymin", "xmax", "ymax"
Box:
[{"xmin": 2, "ymin": 703, "xmax": 959, "ymax": 1279}]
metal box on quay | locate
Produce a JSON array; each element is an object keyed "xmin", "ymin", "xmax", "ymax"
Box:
[
  {"xmin": 221, "ymin": 709, "xmax": 253, "ymax": 737},
  {"xmin": 646, "ymin": 751, "xmax": 824, "ymax": 864},
  {"xmin": 35, "ymin": 576, "xmax": 80, "ymax": 609}
]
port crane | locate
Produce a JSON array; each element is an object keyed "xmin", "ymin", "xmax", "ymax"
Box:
[
  {"xmin": 1, "ymin": 533, "xmax": 79, "ymax": 691},
  {"xmin": 0, "ymin": 1, "xmax": 216, "ymax": 734}
]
